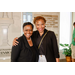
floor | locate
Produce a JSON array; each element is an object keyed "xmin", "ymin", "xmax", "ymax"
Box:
[
  {"xmin": 0, "ymin": 57, "xmax": 67, "ymax": 62},
  {"xmin": 59, "ymin": 59, "xmax": 66, "ymax": 62},
  {"xmin": 0, "ymin": 49, "xmax": 67, "ymax": 62},
  {"xmin": 0, "ymin": 57, "xmax": 10, "ymax": 62}
]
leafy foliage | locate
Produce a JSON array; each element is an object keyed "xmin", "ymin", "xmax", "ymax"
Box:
[{"xmin": 60, "ymin": 44, "xmax": 71, "ymax": 56}]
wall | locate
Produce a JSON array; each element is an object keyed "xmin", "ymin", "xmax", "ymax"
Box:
[
  {"xmin": 8, "ymin": 12, "xmax": 21, "ymax": 46},
  {"xmin": 60, "ymin": 12, "xmax": 75, "ymax": 59},
  {"xmin": 0, "ymin": 12, "xmax": 21, "ymax": 61},
  {"xmin": 0, "ymin": 12, "xmax": 21, "ymax": 47}
]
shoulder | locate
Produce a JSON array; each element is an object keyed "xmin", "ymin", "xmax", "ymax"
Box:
[
  {"xmin": 16, "ymin": 35, "xmax": 23, "ymax": 43},
  {"xmin": 46, "ymin": 30, "xmax": 56, "ymax": 39},
  {"xmin": 32, "ymin": 30, "xmax": 38, "ymax": 37},
  {"xmin": 44, "ymin": 29, "xmax": 54, "ymax": 34},
  {"xmin": 12, "ymin": 36, "xmax": 23, "ymax": 48},
  {"xmin": 47, "ymin": 30, "xmax": 55, "ymax": 36},
  {"xmin": 48, "ymin": 30, "xmax": 54, "ymax": 33}
]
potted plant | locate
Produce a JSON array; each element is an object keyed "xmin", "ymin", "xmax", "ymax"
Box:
[{"xmin": 60, "ymin": 44, "xmax": 72, "ymax": 62}]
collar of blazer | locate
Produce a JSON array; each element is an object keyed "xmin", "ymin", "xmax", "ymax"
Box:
[
  {"xmin": 22, "ymin": 34, "xmax": 32, "ymax": 50},
  {"xmin": 36, "ymin": 29, "xmax": 47, "ymax": 37}
]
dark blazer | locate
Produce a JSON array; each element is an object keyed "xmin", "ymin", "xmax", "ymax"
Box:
[
  {"xmin": 32, "ymin": 29, "xmax": 60, "ymax": 62},
  {"xmin": 11, "ymin": 34, "xmax": 39, "ymax": 62}
]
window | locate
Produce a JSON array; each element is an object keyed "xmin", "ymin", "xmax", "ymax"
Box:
[
  {"xmin": 22, "ymin": 12, "xmax": 32, "ymax": 34},
  {"xmin": 23, "ymin": 12, "xmax": 32, "ymax": 23},
  {"xmin": 59, "ymin": 12, "xmax": 72, "ymax": 50}
]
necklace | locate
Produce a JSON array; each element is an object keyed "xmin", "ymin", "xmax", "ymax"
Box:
[{"xmin": 27, "ymin": 38, "xmax": 31, "ymax": 41}]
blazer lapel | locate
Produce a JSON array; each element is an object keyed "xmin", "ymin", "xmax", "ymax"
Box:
[
  {"xmin": 22, "ymin": 34, "xmax": 31, "ymax": 50},
  {"xmin": 43, "ymin": 29, "xmax": 47, "ymax": 56}
]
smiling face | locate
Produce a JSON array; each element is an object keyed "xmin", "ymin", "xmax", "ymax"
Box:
[
  {"xmin": 23, "ymin": 25, "xmax": 33, "ymax": 39},
  {"xmin": 35, "ymin": 19, "xmax": 45, "ymax": 34}
]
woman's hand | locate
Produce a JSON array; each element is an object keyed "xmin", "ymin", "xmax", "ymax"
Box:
[
  {"xmin": 56, "ymin": 58, "xmax": 59, "ymax": 62},
  {"xmin": 12, "ymin": 37, "xmax": 19, "ymax": 46}
]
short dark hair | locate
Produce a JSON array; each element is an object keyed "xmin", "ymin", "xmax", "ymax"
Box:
[
  {"xmin": 23, "ymin": 22, "xmax": 34, "ymax": 29},
  {"xmin": 73, "ymin": 22, "xmax": 75, "ymax": 25}
]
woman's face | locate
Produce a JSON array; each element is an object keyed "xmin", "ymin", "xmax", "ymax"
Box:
[
  {"xmin": 23, "ymin": 25, "xmax": 33, "ymax": 39},
  {"xmin": 35, "ymin": 19, "xmax": 45, "ymax": 33}
]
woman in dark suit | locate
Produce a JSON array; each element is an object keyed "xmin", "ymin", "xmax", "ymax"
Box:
[
  {"xmin": 11, "ymin": 22, "xmax": 39, "ymax": 62},
  {"xmin": 13, "ymin": 16, "xmax": 60, "ymax": 62}
]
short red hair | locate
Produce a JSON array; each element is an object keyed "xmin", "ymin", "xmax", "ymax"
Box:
[{"xmin": 33, "ymin": 16, "xmax": 46, "ymax": 24}]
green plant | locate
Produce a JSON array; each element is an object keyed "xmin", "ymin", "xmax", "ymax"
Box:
[{"xmin": 60, "ymin": 44, "xmax": 71, "ymax": 56}]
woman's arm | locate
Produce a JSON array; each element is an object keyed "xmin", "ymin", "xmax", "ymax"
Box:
[
  {"xmin": 11, "ymin": 39, "xmax": 21, "ymax": 62},
  {"xmin": 51, "ymin": 32, "xmax": 60, "ymax": 62}
]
